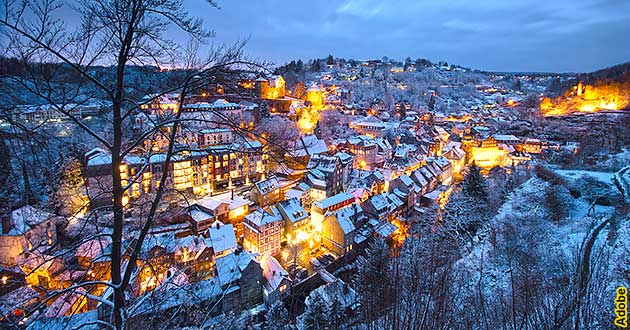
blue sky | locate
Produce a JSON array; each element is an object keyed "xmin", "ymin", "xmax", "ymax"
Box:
[{"xmin": 181, "ymin": 0, "xmax": 630, "ymax": 72}]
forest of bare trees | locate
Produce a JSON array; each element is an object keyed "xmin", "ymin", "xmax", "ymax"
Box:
[{"xmin": 0, "ymin": 0, "xmax": 270, "ymax": 328}]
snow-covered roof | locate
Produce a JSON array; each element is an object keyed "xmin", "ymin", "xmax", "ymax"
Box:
[
  {"xmin": 494, "ymin": 134, "xmax": 521, "ymax": 142},
  {"xmin": 174, "ymin": 236, "xmax": 208, "ymax": 261},
  {"xmin": 188, "ymin": 206, "xmax": 214, "ymax": 222},
  {"xmin": 333, "ymin": 206, "xmax": 358, "ymax": 234},
  {"xmin": 183, "ymin": 99, "xmax": 243, "ymax": 111},
  {"xmin": 285, "ymin": 188, "xmax": 305, "ymax": 201},
  {"xmin": 291, "ymin": 135, "xmax": 328, "ymax": 158},
  {"xmin": 262, "ymin": 255, "xmax": 290, "ymax": 292},
  {"xmin": 374, "ymin": 221, "xmax": 398, "ymax": 238},
  {"xmin": 304, "ymin": 279, "xmax": 358, "ymax": 312},
  {"xmin": 255, "ymin": 175, "xmax": 281, "ymax": 194},
  {"xmin": 307, "ymin": 154, "xmax": 339, "ymax": 173},
  {"xmin": 193, "ymin": 192, "xmax": 248, "ymax": 212},
  {"xmin": 76, "ymin": 237, "xmax": 112, "ymax": 260},
  {"xmin": 276, "ymin": 198, "xmax": 308, "ymax": 224},
  {"xmin": 8, "ymin": 205, "xmax": 54, "ymax": 235},
  {"xmin": 208, "ymin": 223, "xmax": 237, "ymax": 255},
  {"xmin": 215, "ymin": 250, "xmax": 259, "ymax": 285},
  {"xmin": 314, "ymin": 192, "xmax": 354, "ymax": 210},
  {"xmin": 45, "ymin": 288, "xmax": 87, "ymax": 318},
  {"xmin": 0, "ymin": 285, "xmax": 39, "ymax": 318},
  {"xmin": 368, "ymin": 194, "xmax": 390, "ymax": 212},
  {"xmin": 399, "ymin": 174, "xmax": 414, "ymax": 187},
  {"xmin": 245, "ymin": 209, "xmax": 282, "ymax": 228},
  {"xmin": 133, "ymin": 277, "xmax": 222, "ymax": 316}
]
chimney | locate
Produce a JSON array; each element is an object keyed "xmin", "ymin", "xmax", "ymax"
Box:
[{"xmin": 1, "ymin": 215, "xmax": 10, "ymax": 234}]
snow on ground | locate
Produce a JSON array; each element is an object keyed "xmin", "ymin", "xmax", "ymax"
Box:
[
  {"xmin": 455, "ymin": 173, "xmax": 620, "ymax": 296},
  {"xmin": 555, "ymin": 169, "xmax": 615, "ymax": 184}
]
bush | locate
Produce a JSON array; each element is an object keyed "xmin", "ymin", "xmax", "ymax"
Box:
[{"xmin": 534, "ymin": 165, "xmax": 566, "ymax": 186}]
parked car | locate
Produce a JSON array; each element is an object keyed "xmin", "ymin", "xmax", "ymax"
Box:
[
  {"xmin": 317, "ymin": 255, "xmax": 330, "ymax": 266},
  {"xmin": 295, "ymin": 268, "xmax": 308, "ymax": 280},
  {"xmin": 322, "ymin": 253, "xmax": 336, "ymax": 263},
  {"xmin": 309, "ymin": 257, "xmax": 322, "ymax": 269}
]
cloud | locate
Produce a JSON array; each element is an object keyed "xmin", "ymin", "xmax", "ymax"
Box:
[{"xmin": 183, "ymin": 0, "xmax": 630, "ymax": 72}]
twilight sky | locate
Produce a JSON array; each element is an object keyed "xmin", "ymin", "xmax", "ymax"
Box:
[{"xmin": 180, "ymin": 0, "xmax": 630, "ymax": 73}]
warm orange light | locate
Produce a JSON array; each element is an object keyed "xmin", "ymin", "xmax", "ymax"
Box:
[
  {"xmin": 297, "ymin": 106, "xmax": 319, "ymax": 134},
  {"xmin": 540, "ymin": 81, "xmax": 628, "ymax": 116},
  {"xmin": 470, "ymin": 146, "xmax": 509, "ymax": 169}
]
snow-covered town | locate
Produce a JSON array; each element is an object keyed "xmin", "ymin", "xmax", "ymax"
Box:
[{"xmin": 1, "ymin": 1, "xmax": 630, "ymax": 330}]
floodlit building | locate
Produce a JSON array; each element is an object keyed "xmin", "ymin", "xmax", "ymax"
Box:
[{"xmin": 243, "ymin": 209, "xmax": 283, "ymax": 256}]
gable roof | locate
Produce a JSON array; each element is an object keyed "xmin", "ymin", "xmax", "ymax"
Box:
[
  {"xmin": 276, "ymin": 198, "xmax": 308, "ymax": 223},
  {"xmin": 208, "ymin": 223, "xmax": 237, "ymax": 255},
  {"xmin": 255, "ymin": 175, "xmax": 281, "ymax": 194},
  {"xmin": 245, "ymin": 209, "xmax": 282, "ymax": 228},
  {"xmin": 8, "ymin": 205, "xmax": 54, "ymax": 235}
]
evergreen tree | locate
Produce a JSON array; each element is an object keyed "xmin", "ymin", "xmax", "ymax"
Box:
[
  {"xmin": 310, "ymin": 59, "xmax": 322, "ymax": 72},
  {"xmin": 513, "ymin": 78, "xmax": 522, "ymax": 91},
  {"xmin": 293, "ymin": 81, "xmax": 307, "ymax": 99},
  {"xmin": 326, "ymin": 54, "xmax": 334, "ymax": 65},
  {"xmin": 544, "ymin": 185, "xmax": 571, "ymax": 223},
  {"xmin": 329, "ymin": 296, "xmax": 344, "ymax": 330},
  {"xmin": 265, "ymin": 301, "xmax": 288, "ymax": 330},
  {"xmin": 302, "ymin": 293, "xmax": 330, "ymax": 330},
  {"xmin": 399, "ymin": 103, "xmax": 407, "ymax": 118},
  {"xmin": 462, "ymin": 165, "xmax": 487, "ymax": 201},
  {"xmin": 428, "ymin": 93, "xmax": 436, "ymax": 111},
  {"xmin": 354, "ymin": 237, "xmax": 391, "ymax": 322},
  {"xmin": 260, "ymin": 100, "xmax": 271, "ymax": 119}
]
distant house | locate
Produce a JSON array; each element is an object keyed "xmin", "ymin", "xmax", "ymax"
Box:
[
  {"xmin": 284, "ymin": 182, "xmax": 312, "ymax": 209},
  {"xmin": 215, "ymin": 250, "xmax": 263, "ymax": 310},
  {"xmin": 361, "ymin": 194, "xmax": 392, "ymax": 222},
  {"xmin": 187, "ymin": 205, "xmax": 217, "ymax": 235},
  {"xmin": 198, "ymin": 128, "xmax": 234, "ymax": 147},
  {"xmin": 243, "ymin": 209, "xmax": 283, "ymax": 256},
  {"xmin": 311, "ymin": 192, "xmax": 356, "ymax": 232},
  {"xmin": 190, "ymin": 193, "xmax": 249, "ymax": 236},
  {"xmin": 321, "ymin": 205, "xmax": 361, "ymax": 255},
  {"xmin": 173, "ymin": 235, "xmax": 215, "ymax": 281},
  {"xmin": 75, "ymin": 237, "xmax": 112, "ymax": 281},
  {"xmin": 388, "ymin": 174, "xmax": 417, "ymax": 213},
  {"xmin": 431, "ymin": 157, "xmax": 453, "ymax": 186},
  {"xmin": 364, "ymin": 170, "xmax": 386, "ymax": 195},
  {"xmin": 128, "ymin": 251, "xmax": 261, "ymax": 319},
  {"xmin": 300, "ymin": 279, "xmax": 359, "ymax": 326},
  {"xmin": 443, "ymin": 142, "xmax": 466, "ymax": 177},
  {"xmin": 0, "ymin": 266, "xmax": 26, "ymax": 296},
  {"xmin": 334, "ymin": 152, "xmax": 354, "ymax": 187},
  {"xmin": 307, "ymin": 154, "xmax": 344, "ymax": 196},
  {"xmin": 344, "ymin": 136, "xmax": 378, "ymax": 168},
  {"xmin": 261, "ymin": 255, "xmax": 291, "ymax": 305},
  {"xmin": 15, "ymin": 252, "xmax": 64, "ymax": 290},
  {"xmin": 288, "ymin": 135, "xmax": 329, "ymax": 167},
  {"xmin": 252, "ymin": 175, "xmax": 283, "ymax": 208},
  {"xmin": 349, "ymin": 116, "xmax": 390, "ymax": 137},
  {"xmin": 45, "ymin": 288, "xmax": 89, "ymax": 317},
  {"xmin": 208, "ymin": 222, "xmax": 237, "ymax": 258},
  {"xmin": 0, "ymin": 205, "xmax": 58, "ymax": 267},
  {"xmin": 304, "ymin": 169, "xmax": 329, "ymax": 203},
  {"xmin": 275, "ymin": 198, "xmax": 309, "ymax": 239}
]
